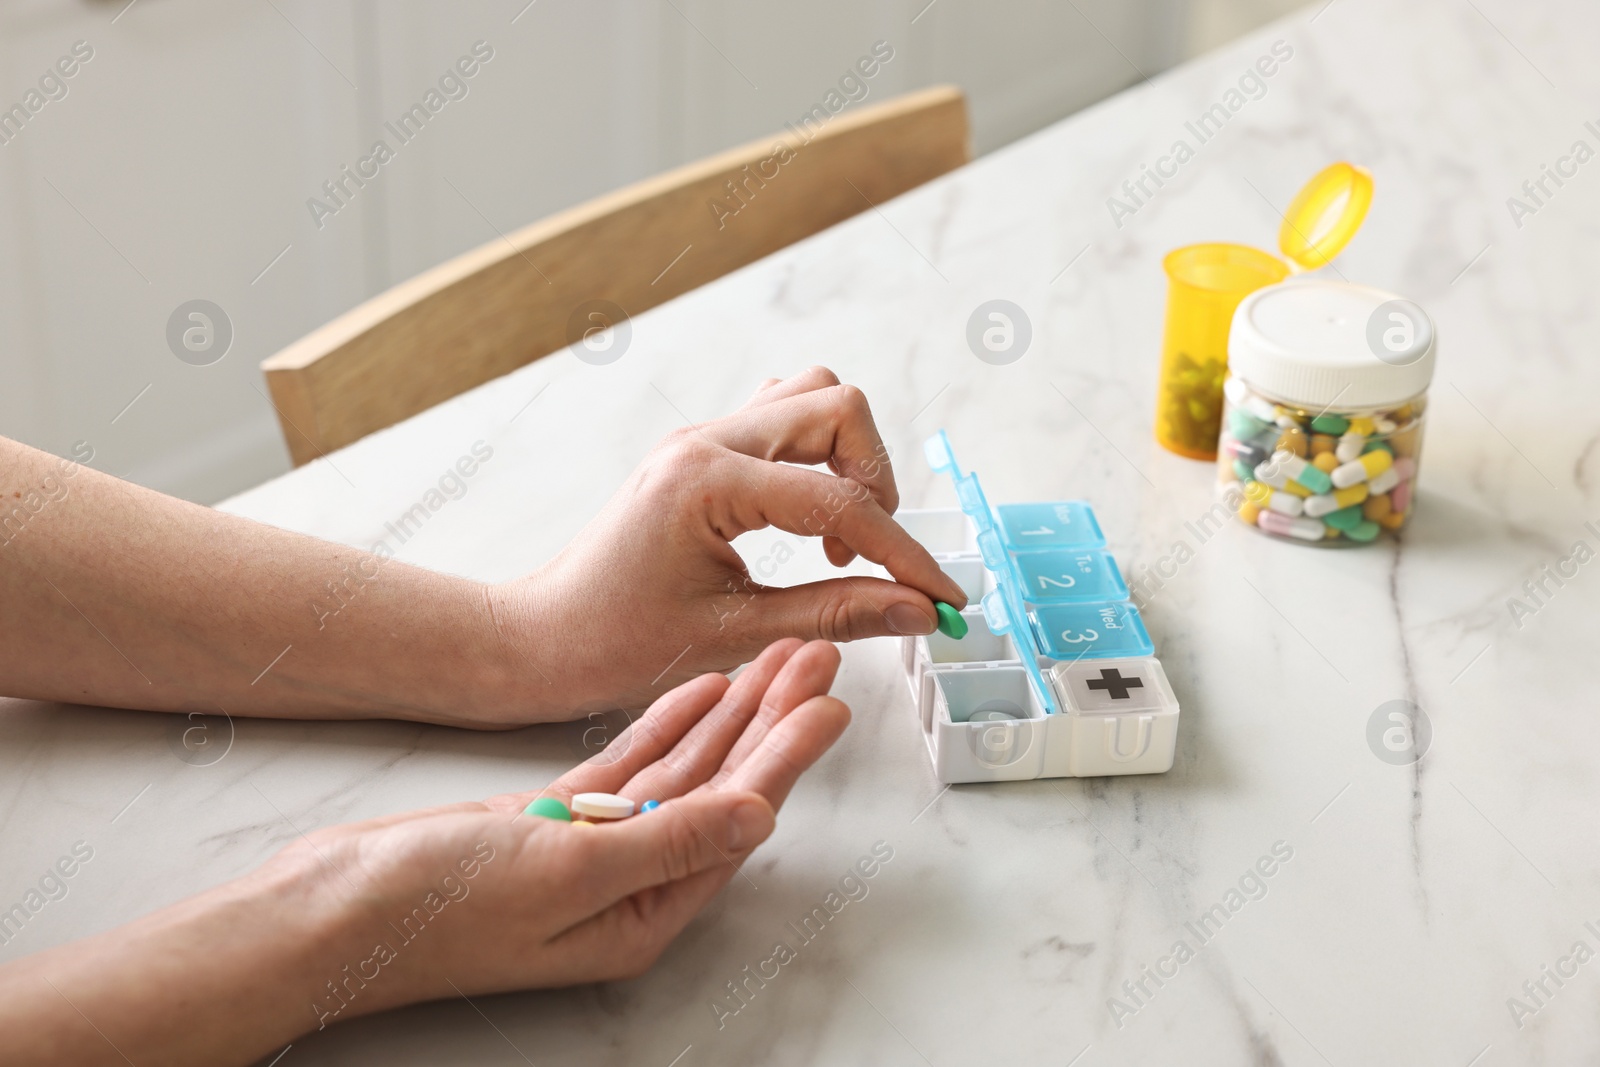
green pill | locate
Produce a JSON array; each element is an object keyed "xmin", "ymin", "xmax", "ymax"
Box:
[
  {"xmin": 935, "ymin": 602, "xmax": 968, "ymax": 639},
  {"xmin": 1310, "ymin": 414, "xmax": 1350, "ymax": 435},
  {"xmin": 1345, "ymin": 520, "xmax": 1381, "ymax": 542},
  {"xmin": 1323, "ymin": 505, "xmax": 1365, "ymax": 531},
  {"xmin": 524, "ymin": 797, "xmax": 571, "ymax": 821}
]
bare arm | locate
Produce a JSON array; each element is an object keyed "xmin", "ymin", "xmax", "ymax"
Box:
[
  {"xmin": 0, "ymin": 368, "xmax": 965, "ymax": 726},
  {"xmin": 0, "ymin": 640, "xmax": 850, "ymax": 1066},
  {"xmin": 0, "ymin": 433, "xmax": 529, "ymax": 726}
]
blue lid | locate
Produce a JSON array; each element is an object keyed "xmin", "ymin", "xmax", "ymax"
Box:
[
  {"xmin": 923, "ymin": 431, "xmax": 1154, "ymax": 715},
  {"xmin": 925, "ymin": 431, "xmax": 1060, "ymax": 716}
]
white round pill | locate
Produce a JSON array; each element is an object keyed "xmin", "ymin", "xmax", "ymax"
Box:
[{"xmin": 571, "ymin": 792, "xmax": 635, "ymax": 820}]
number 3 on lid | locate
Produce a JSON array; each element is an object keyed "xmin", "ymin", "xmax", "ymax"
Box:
[{"xmin": 1032, "ymin": 601, "xmax": 1153, "ymax": 660}]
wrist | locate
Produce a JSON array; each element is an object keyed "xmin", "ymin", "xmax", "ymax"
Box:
[{"xmin": 473, "ymin": 573, "xmax": 581, "ymax": 725}]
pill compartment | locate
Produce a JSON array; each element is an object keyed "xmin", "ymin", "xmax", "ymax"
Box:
[
  {"xmin": 896, "ymin": 431, "xmax": 1180, "ymax": 783},
  {"xmin": 897, "ymin": 507, "xmax": 979, "ymax": 555},
  {"xmin": 939, "ymin": 556, "xmax": 994, "ymax": 602},
  {"xmin": 1010, "ymin": 548, "xmax": 1128, "ymax": 603},
  {"xmin": 1040, "ymin": 657, "xmax": 1181, "ymax": 778},
  {"xmin": 903, "ymin": 607, "xmax": 1022, "ymax": 735},
  {"xmin": 1031, "ymin": 600, "xmax": 1154, "ymax": 661},
  {"xmin": 928, "ymin": 666, "xmax": 1048, "ymax": 782},
  {"xmin": 996, "ymin": 502, "xmax": 1105, "ymax": 550},
  {"xmin": 926, "ymin": 607, "xmax": 1014, "ymax": 664}
]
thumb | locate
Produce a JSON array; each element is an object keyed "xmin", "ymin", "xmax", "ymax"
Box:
[
  {"xmin": 743, "ymin": 576, "xmax": 938, "ymax": 643},
  {"xmin": 576, "ymin": 791, "xmax": 775, "ymax": 904}
]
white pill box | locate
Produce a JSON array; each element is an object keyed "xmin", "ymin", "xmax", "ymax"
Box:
[{"xmin": 896, "ymin": 432, "xmax": 1180, "ymax": 784}]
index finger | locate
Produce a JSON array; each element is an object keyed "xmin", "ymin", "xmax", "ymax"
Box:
[
  {"xmin": 714, "ymin": 456, "xmax": 967, "ymax": 609},
  {"xmin": 706, "ymin": 381, "xmax": 901, "ymax": 516}
]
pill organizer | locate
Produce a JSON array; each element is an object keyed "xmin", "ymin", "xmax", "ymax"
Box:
[{"xmin": 895, "ymin": 431, "xmax": 1180, "ymax": 783}]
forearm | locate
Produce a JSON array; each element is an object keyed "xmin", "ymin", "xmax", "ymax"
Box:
[
  {"xmin": 0, "ymin": 437, "xmax": 557, "ymax": 725},
  {"xmin": 0, "ymin": 859, "xmax": 358, "ymax": 1067}
]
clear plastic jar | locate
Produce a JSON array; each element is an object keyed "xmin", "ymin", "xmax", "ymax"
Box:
[{"xmin": 1217, "ymin": 280, "xmax": 1436, "ymax": 545}]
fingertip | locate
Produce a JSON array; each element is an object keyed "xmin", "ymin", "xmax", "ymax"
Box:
[
  {"xmin": 885, "ymin": 599, "xmax": 937, "ymax": 636},
  {"xmin": 805, "ymin": 693, "xmax": 852, "ymax": 735},
  {"xmin": 756, "ymin": 636, "xmax": 807, "ymax": 663},
  {"xmin": 724, "ymin": 791, "xmax": 776, "ymax": 851},
  {"xmin": 801, "ymin": 638, "xmax": 841, "ymax": 667}
]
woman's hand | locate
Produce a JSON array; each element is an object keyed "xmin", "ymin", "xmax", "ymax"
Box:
[
  {"xmin": 0, "ymin": 640, "xmax": 850, "ymax": 1066},
  {"xmin": 493, "ymin": 367, "xmax": 966, "ymax": 714},
  {"xmin": 0, "ymin": 367, "xmax": 952, "ymax": 726}
]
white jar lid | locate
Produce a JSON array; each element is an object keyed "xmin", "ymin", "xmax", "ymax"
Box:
[{"xmin": 1228, "ymin": 280, "xmax": 1436, "ymax": 410}]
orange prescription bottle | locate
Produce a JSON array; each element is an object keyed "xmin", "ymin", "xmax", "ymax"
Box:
[{"xmin": 1153, "ymin": 163, "xmax": 1374, "ymax": 460}]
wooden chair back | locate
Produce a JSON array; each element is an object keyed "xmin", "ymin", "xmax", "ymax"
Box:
[{"xmin": 261, "ymin": 86, "xmax": 970, "ymax": 465}]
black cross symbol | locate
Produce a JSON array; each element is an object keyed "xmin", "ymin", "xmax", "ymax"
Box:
[{"xmin": 1085, "ymin": 667, "xmax": 1143, "ymax": 700}]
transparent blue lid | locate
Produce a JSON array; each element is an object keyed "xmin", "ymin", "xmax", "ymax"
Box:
[
  {"xmin": 922, "ymin": 430, "xmax": 1153, "ymax": 717},
  {"xmin": 924, "ymin": 430, "xmax": 1060, "ymax": 716}
]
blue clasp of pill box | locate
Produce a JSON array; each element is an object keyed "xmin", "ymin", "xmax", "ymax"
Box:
[{"xmin": 922, "ymin": 430, "xmax": 1154, "ymax": 714}]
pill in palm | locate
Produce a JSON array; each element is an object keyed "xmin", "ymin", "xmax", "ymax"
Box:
[
  {"xmin": 524, "ymin": 797, "xmax": 572, "ymax": 821},
  {"xmin": 571, "ymin": 793, "xmax": 635, "ymax": 820},
  {"xmin": 640, "ymin": 800, "xmax": 660, "ymax": 813}
]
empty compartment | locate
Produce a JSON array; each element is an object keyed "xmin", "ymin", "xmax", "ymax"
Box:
[
  {"xmin": 925, "ymin": 607, "xmax": 1015, "ymax": 665},
  {"xmin": 897, "ymin": 508, "xmax": 978, "ymax": 555},
  {"xmin": 938, "ymin": 555, "xmax": 994, "ymax": 602},
  {"xmin": 931, "ymin": 665, "xmax": 1049, "ymax": 782},
  {"xmin": 935, "ymin": 666, "xmax": 1046, "ymax": 724}
]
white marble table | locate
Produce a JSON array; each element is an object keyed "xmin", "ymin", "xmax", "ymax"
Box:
[{"xmin": 8, "ymin": 0, "xmax": 1600, "ymax": 1062}]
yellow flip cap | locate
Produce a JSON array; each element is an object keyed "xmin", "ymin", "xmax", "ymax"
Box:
[{"xmin": 1277, "ymin": 162, "xmax": 1374, "ymax": 271}]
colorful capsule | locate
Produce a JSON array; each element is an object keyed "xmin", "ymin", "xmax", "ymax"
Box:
[
  {"xmin": 1244, "ymin": 480, "xmax": 1305, "ymax": 516},
  {"xmin": 1303, "ymin": 483, "xmax": 1369, "ymax": 517},
  {"xmin": 1367, "ymin": 467, "xmax": 1401, "ymax": 495},
  {"xmin": 1258, "ymin": 510, "xmax": 1325, "ymax": 540},
  {"xmin": 1331, "ymin": 449, "xmax": 1393, "ymax": 489},
  {"xmin": 1391, "ymin": 478, "xmax": 1412, "ymax": 513},
  {"xmin": 1220, "ymin": 385, "xmax": 1425, "ymax": 543}
]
